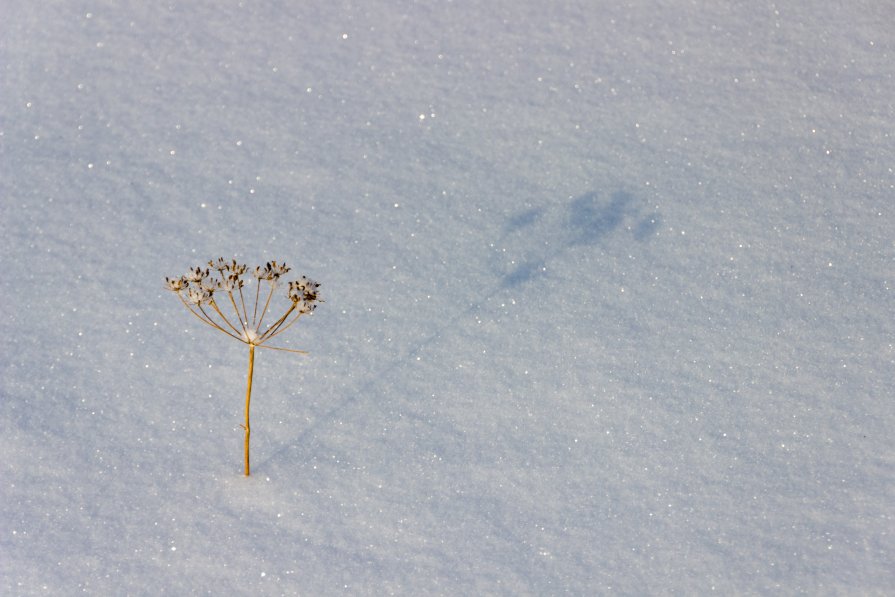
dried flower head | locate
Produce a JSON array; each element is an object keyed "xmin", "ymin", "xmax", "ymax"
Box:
[
  {"xmin": 165, "ymin": 258, "xmax": 320, "ymax": 348},
  {"xmin": 210, "ymin": 257, "xmax": 229, "ymax": 272},
  {"xmin": 253, "ymin": 261, "xmax": 291, "ymax": 282},
  {"xmin": 187, "ymin": 287, "xmax": 212, "ymax": 305},
  {"xmin": 288, "ymin": 276, "xmax": 320, "ymax": 301},
  {"xmin": 186, "ymin": 266, "xmax": 209, "ymax": 283},
  {"xmin": 166, "ymin": 258, "xmax": 323, "ymax": 476},
  {"xmin": 165, "ymin": 276, "xmax": 187, "ymax": 292}
]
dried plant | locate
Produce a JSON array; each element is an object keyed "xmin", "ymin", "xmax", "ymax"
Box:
[{"xmin": 165, "ymin": 258, "xmax": 321, "ymax": 476}]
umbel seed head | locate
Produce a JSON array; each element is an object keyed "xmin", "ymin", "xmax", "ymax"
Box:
[{"xmin": 166, "ymin": 259, "xmax": 321, "ymax": 349}]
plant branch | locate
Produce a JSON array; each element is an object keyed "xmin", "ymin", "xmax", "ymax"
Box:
[
  {"xmin": 238, "ymin": 285, "xmax": 250, "ymax": 329},
  {"xmin": 255, "ymin": 283, "xmax": 276, "ymax": 330},
  {"xmin": 261, "ymin": 309, "xmax": 303, "ymax": 343},
  {"xmin": 226, "ymin": 292, "xmax": 248, "ymax": 335},
  {"xmin": 208, "ymin": 300, "xmax": 244, "ymax": 338},
  {"xmin": 178, "ymin": 294, "xmax": 241, "ymax": 340},
  {"xmin": 256, "ymin": 344, "xmax": 309, "ymax": 354},
  {"xmin": 252, "ymin": 281, "xmax": 262, "ymax": 326},
  {"xmin": 258, "ymin": 303, "xmax": 296, "ymax": 343}
]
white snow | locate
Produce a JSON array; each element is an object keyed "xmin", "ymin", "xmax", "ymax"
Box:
[{"xmin": 2, "ymin": 1, "xmax": 893, "ymax": 594}]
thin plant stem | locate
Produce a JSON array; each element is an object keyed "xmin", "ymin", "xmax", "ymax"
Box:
[
  {"xmin": 256, "ymin": 283, "xmax": 276, "ymax": 330},
  {"xmin": 252, "ymin": 281, "xmax": 262, "ymax": 326},
  {"xmin": 256, "ymin": 344, "xmax": 308, "ymax": 354},
  {"xmin": 243, "ymin": 344, "xmax": 255, "ymax": 476},
  {"xmin": 177, "ymin": 295, "xmax": 218, "ymax": 326},
  {"xmin": 238, "ymin": 285, "xmax": 250, "ymax": 328},
  {"xmin": 262, "ymin": 310, "xmax": 303, "ymax": 343},
  {"xmin": 226, "ymin": 292, "xmax": 248, "ymax": 335},
  {"xmin": 208, "ymin": 300, "xmax": 244, "ymax": 337},
  {"xmin": 258, "ymin": 303, "xmax": 296, "ymax": 343},
  {"xmin": 179, "ymin": 295, "xmax": 241, "ymax": 340}
]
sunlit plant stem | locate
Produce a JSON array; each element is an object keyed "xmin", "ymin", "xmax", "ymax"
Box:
[{"xmin": 243, "ymin": 343, "xmax": 255, "ymax": 476}]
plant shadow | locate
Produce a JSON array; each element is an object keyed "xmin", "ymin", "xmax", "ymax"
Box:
[
  {"xmin": 498, "ymin": 190, "xmax": 661, "ymax": 288},
  {"xmin": 259, "ymin": 189, "xmax": 661, "ymax": 473}
]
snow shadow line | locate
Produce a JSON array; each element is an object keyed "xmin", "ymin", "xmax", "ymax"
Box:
[{"xmin": 259, "ymin": 190, "xmax": 661, "ymax": 471}]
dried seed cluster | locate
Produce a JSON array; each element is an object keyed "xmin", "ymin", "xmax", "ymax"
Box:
[{"xmin": 165, "ymin": 258, "xmax": 321, "ymax": 349}]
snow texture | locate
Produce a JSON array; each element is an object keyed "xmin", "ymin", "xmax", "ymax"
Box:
[{"xmin": 2, "ymin": 1, "xmax": 893, "ymax": 594}]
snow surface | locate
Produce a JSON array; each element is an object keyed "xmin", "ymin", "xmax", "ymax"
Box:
[{"xmin": 2, "ymin": 1, "xmax": 894, "ymax": 594}]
